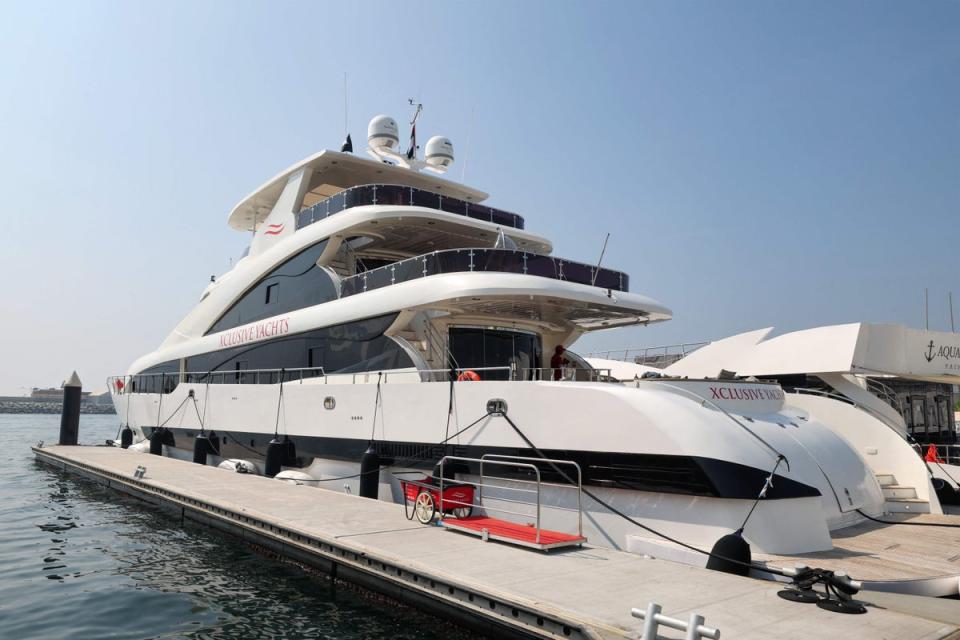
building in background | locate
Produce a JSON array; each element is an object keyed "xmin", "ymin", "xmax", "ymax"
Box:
[{"xmin": 30, "ymin": 387, "xmax": 92, "ymax": 402}]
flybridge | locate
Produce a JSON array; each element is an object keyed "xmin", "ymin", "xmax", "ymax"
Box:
[
  {"xmin": 228, "ymin": 150, "xmax": 489, "ymax": 233},
  {"xmin": 230, "ymin": 109, "xmax": 491, "ymax": 235}
]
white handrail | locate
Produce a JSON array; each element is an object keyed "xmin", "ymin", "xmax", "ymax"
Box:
[
  {"xmin": 632, "ymin": 603, "xmax": 720, "ymax": 640},
  {"xmin": 438, "ymin": 456, "xmax": 544, "ymax": 544},
  {"xmin": 587, "ymin": 342, "xmax": 709, "ymax": 363},
  {"xmin": 480, "ymin": 454, "xmax": 583, "ymax": 537}
]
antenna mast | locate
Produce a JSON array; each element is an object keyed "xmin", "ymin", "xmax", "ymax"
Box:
[
  {"xmin": 408, "ymin": 98, "xmax": 423, "ymax": 125},
  {"xmin": 591, "ymin": 233, "xmax": 611, "ymax": 286},
  {"xmin": 950, "ymin": 292, "xmax": 956, "ymax": 333},
  {"xmin": 405, "ymin": 99, "xmax": 423, "ymax": 161}
]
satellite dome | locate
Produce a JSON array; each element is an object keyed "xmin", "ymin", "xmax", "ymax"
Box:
[
  {"xmin": 425, "ymin": 136, "xmax": 454, "ymax": 169},
  {"xmin": 367, "ymin": 115, "xmax": 399, "ymax": 150}
]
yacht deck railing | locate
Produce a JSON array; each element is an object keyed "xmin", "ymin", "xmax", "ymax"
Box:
[
  {"xmin": 587, "ymin": 342, "xmax": 709, "ymax": 367},
  {"xmin": 340, "ymin": 248, "xmax": 629, "ymax": 296},
  {"xmin": 294, "ymin": 183, "xmax": 524, "ymax": 232},
  {"xmin": 108, "ymin": 365, "xmax": 613, "ymax": 394}
]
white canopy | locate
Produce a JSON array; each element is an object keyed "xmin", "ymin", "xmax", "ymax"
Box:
[{"xmin": 665, "ymin": 323, "xmax": 960, "ymax": 384}]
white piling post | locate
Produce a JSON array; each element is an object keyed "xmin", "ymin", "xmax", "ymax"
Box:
[{"xmin": 642, "ymin": 602, "xmax": 661, "ymax": 639}]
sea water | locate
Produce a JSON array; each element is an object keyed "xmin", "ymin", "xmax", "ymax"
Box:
[{"xmin": 0, "ymin": 414, "xmax": 477, "ymax": 639}]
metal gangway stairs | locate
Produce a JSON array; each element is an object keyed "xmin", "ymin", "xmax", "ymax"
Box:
[{"xmin": 436, "ymin": 454, "xmax": 587, "ymax": 551}]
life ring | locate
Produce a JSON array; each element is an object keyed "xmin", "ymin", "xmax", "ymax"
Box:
[{"xmin": 457, "ymin": 370, "xmax": 481, "ymax": 382}]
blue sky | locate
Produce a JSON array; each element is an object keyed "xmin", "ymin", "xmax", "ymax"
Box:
[{"xmin": 0, "ymin": 1, "xmax": 957, "ymax": 393}]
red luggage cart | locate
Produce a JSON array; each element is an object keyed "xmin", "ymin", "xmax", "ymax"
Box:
[{"xmin": 396, "ymin": 474, "xmax": 476, "ymax": 524}]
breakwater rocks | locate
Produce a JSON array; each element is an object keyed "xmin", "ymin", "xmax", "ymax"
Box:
[{"xmin": 0, "ymin": 401, "xmax": 115, "ymax": 415}]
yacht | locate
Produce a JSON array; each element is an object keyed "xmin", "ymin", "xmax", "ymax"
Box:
[{"xmin": 111, "ymin": 111, "xmax": 895, "ymax": 561}]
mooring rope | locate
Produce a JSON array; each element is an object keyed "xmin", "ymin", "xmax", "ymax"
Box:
[
  {"xmin": 368, "ymin": 372, "xmax": 383, "ymax": 443},
  {"xmin": 738, "ymin": 455, "xmax": 786, "ymax": 533},
  {"xmin": 855, "ymin": 508, "xmax": 960, "ymax": 528},
  {"xmin": 273, "ymin": 370, "xmax": 285, "ymax": 438}
]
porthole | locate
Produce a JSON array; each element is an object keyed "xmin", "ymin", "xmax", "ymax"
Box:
[{"xmin": 324, "ymin": 397, "xmax": 336, "ymax": 410}]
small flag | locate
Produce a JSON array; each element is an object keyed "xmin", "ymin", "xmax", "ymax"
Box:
[
  {"xmin": 406, "ymin": 122, "xmax": 416, "ymax": 160},
  {"xmin": 340, "ymin": 133, "xmax": 353, "ymax": 153}
]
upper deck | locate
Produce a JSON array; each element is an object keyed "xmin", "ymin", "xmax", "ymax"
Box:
[
  {"xmin": 228, "ymin": 150, "xmax": 493, "ymax": 232},
  {"xmin": 294, "ymin": 183, "xmax": 524, "ymax": 231}
]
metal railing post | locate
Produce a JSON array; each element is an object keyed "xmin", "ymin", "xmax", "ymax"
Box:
[
  {"xmin": 535, "ymin": 466, "xmax": 542, "ymax": 545},
  {"xmin": 577, "ymin": 464, "xmax": 583, "ymax": 537},
  {"xmin": 439, "ymin": 457, "xmax": 445, "ymax": 520},
  {"xmin": 686, "ymin": 614, "xmax": 706, "ymax": 640},
  {"xmin": 642, "ymin": 603, "xmax": 661, "ymax": 640},
  {"xmin": 632, "ymin": 604, "xmax": 720, "ymax": 640}
]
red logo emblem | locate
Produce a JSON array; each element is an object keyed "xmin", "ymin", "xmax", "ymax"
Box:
[{"xmin": 264, "ymin": 223, "xmax": 285, "ymax": 236}]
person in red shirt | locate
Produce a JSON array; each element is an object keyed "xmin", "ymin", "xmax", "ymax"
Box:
[{"xmin": 550, "ymin": 345, "xmax": 569, "ymax": 381}]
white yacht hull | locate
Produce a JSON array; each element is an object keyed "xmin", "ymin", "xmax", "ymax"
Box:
[{"xmin": 114, "ymin": 376, "xmax": 885, "ymax": 555}]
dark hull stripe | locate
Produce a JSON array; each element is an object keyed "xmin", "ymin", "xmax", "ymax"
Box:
[{"xmin": 155, "ymin": 426, "xmax": 821, "ymax": 501}]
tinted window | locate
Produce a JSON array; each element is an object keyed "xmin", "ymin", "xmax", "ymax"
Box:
[
  {"xmin": 265, "ymin": 283, "xmax": 279, "ymax": 304},
  {"xmin": 207, "ymin": 241, "xmax": 336, "ymax": 335},
  {"xmin": 449, "ymin": 328, "xmax": 542, "ymax": 381},
  {"xmin": 131, "ymin": 360, "xmax": 180, "ymax": 394},
  {"xmin": 187, "ymin": 313, "xmax": 412, "ymax": 381}
]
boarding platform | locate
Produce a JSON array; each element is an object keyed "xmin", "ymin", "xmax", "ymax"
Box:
[
  {"xmin": 397, "ymin": 455, "xmax": 587, "ymax": 551},
  {"xmin": 435, "ymin": 455, "xmax": 586, "ymax": 551}
]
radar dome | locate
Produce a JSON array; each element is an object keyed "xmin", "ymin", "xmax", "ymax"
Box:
[
  {"xmin": 367, "ymin": 115, "xmax": 399, "ymax": 150},
  {"xmin": 425, "ymin": 136, "xmax": 454, "ymax": 169}
]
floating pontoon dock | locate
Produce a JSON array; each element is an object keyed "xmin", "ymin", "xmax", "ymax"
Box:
[
  {"xmin": 755, "ymin": 513, "xmax": 960, "ymax": 597},
  {"xmin": 33, "ymin": 445, "xmax": 960, "ymax": 640},
  {"xmin": 628, "ymin": 513, "xmax": 960, "ymax": 598}
]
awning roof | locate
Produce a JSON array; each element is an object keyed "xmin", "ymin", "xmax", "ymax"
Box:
[{"xmin": 417, "ymin": 291, "xmax": 670, "ymax": 332}]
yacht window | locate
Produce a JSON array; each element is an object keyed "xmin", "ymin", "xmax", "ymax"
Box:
[
  {"xmin": 130, "ymin": 360, "xmax": 180, "ymax": 394},
  {"xmin": 265, "ymin": 283, "xmax": 279, "ymax": 304},
  {"xmin": 355, "ymin": 257, "xmax": 395, "ymax": 273},
  {"xmin": 206, "ymin": 240, "xmax": 335, "ymax": 335},
  {"xmin": 187, "ymin": 313, "xmax": 413, "ymax": 380},
  {"xmin": 448, "ymin": 328, "xmax": 542, "ymax": 381}
]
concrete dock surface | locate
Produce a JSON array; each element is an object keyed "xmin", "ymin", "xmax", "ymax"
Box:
[{"xmin": 33, "ymin": 445, "xmax": 960, "ymax": 640}]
